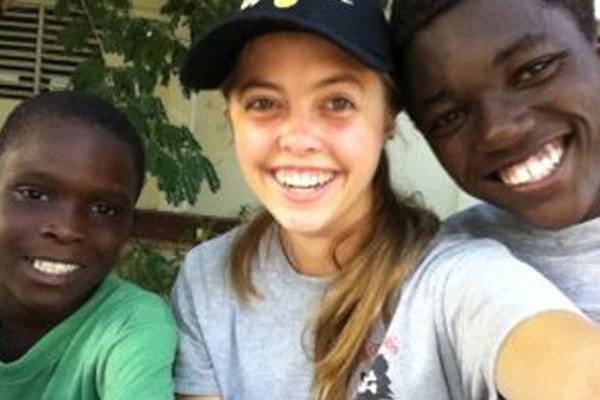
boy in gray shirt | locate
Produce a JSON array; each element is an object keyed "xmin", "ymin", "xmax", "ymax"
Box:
[{"xmin": 390, "ymin": 0, "xmax": 600, "ymax": 323}]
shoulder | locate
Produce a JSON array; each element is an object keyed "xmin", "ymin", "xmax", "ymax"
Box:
[
  {"xmin": 184, "ymin": 227, "xmax": 241, "ymax": 276},
  {"xmin": 171, "ymin": 226, "xmax": 249, "ymax": 318},
  {"xmin": 445, "ymin": 203, "xmax": 504, "ymax": 232},
  {"xmin": 89, "ymin": 280, "xmax": 177, "ymax": 399},
  {"xmin": 444, "ymin": 203, "xmax": 521, "ymax": 238},
  {"xmin": 410, "ymin": 231, "xmax": 576, "ymax": 314},
  {"xmin": 98, "ymin": 276, "xmax": 176, "ymax": 331},
  {"xmin": 422, "ymin": 231, "xmax": 517, "ymax": 270},
  {"xmin": 66, "ymin": 276, "xmax": 177, "ymax": 364},
  {"xmin": 176, "ymin": 227, "xmax": 243, "ymax": 295},
  {"xmin": 408, "ymin": 232, "xmax": 537, "ymax": 297}
]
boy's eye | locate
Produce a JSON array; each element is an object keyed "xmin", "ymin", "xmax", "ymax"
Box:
[
  {"xmin": 324, "ymin": 97, "xmax": 355, "ymax": 112},
  {"xmin": 427, "ymin": 108, "xmax": 467, "ymax": 138},
  {"xmin": 513, "ymin": 52, "xmax": 566, "ymax": 88},
  {"xmin": 15, "ymin": 187, "xmax": 50, "ymax": 202},
  {"xmin": 91, "ymin": 203, "xmax": 125, "ymax": 218}
]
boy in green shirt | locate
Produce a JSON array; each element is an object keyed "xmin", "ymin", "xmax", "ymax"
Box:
[{"xmin": 0, "ymin": 91, "xmax": 177, "ymax": 399}]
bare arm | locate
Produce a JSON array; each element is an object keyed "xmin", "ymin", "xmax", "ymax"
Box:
[{"xmin": 497, "ymin": 311, "xmax": 600, "ymax": 400}]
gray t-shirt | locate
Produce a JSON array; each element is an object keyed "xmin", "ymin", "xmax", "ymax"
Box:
[
  {"xmin": 172, "ymin": 226, "xmax": 576, "ymax": 399},
  {"xmin": 445, "ymin": 203, "xmax": 600, "ymax": 323},
  {"xmin": 172, "ymin": 228, "xmax": 328, "ymax": 399}
]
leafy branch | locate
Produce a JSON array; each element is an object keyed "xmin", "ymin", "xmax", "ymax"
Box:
[{"xmin": 54, "ymin": 0, "xmax": 223, "ymax": 206}]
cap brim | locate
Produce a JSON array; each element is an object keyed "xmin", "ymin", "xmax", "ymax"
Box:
[{"xmin": 180, "ymin": 12, "xmax": 390, "ymax": 90}]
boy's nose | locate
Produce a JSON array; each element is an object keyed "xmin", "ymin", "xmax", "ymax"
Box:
[
  {"xmin": 41, "ymin": 205, "xmax": 86, "ymax": 243},
  {"xmin": 475, "ymin": 93, "xmax": 535, "ymax": 153}
]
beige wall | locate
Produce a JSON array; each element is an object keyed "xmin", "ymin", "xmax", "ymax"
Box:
[
  {"xmin": 12, "ymin": 0, "xmax": 165, "ymax": 13},
  {"xmin": 158, "ymin": 90, "xmax": 258, "ymax": 217},
  {"xmin": 0, "ymin": 99, "xmax": 19, "ymax": 123}
]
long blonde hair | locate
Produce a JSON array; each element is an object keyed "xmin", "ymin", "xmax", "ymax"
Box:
[{"xmin": 229, "ymin": 81, "xmax": 439, "ymax": 399}]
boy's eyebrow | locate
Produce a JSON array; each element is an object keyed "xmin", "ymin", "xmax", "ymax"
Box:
[
  {"xmin": 418, "ymin": 88, "xmax": 453, "ymax": 115},
  {"xmin": 417, "ymin": 33, "xmax": 550, "ymax": 114},
  {"xmin": 493, "ymin": 33, "xmax": 549, "ymax": 66},
  {"xmin": 16, "ymin": 170, "xmax": 134, "ymax": 204}
]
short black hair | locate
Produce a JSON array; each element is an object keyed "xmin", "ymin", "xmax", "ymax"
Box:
[
  {"xmin": 0, "ymin": 91, "xmax": 146, "ymax": 197},
  {"xmin": 392, "ymin": 0, "xmax": 596, "ymax": 50}
]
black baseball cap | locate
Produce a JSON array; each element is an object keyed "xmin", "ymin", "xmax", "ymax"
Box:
[{"xmin": 180, "ymin": 0, "xmax": 393, "ymax": 90}]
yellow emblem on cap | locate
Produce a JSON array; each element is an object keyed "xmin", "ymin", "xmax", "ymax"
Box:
[
  {"xmin": 240, "ymin": 0, "xmax": 260, "ymax": 10},
  {"xmin": 241, "ymin": 0, "xmax": 353, "ymax": 11},
  {"xmin": 274, "ymin": 0, "xmax": 299, "ymax": 7}
]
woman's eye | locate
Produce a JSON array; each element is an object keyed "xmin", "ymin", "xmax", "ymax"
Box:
[
  {"xmin": 245, "ymin": 98, "xmax": 276, "ymax": 112},
  {"xmin": 428, "ymin": 109, "xmax": 466, "ymax": 137},
  {"xmin": 324, "ymin": 97, "xmax": 355, "ymax": 112},
  {"xmin": 514, "ymin": 52, "xmax": 566, "ymax": 87},
  {"xmin": 15, "ymin": 187, "xmax": 50, "ymax": 202}
]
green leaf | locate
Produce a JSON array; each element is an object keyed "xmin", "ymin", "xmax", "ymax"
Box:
[
  {"xmin": 71, "ymin": 56, "xmax": 106, "ymax": 93},
  {"xmin": 54, "ymin": 0, "xmax": 73, "ymax": 18},
  {"xmin": 54, "ymin": 0, "xmax": 224, "ymax": 207},
  {"xmin": 59, "ymin": 21, "xmax": 92, "ymax": 53}
]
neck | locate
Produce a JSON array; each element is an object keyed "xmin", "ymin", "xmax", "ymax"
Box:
[
  {"xmin": 280, "ymin": 227, "xmax": 367, "ymax": 277},
  {"xmin": 584, "ymin": 196, "xmax": 600, "ymax": 223},
  {"xmin": 0, "ymin": 288, "xmax": 70, "ymax": 362},
  {"xmin": 280, "ymin": 231, "xmax": 333, "ymax": 276},
  {"xmin": 0, "ymin": 321, "xmax": 49, "ymax": 362},
  {"xmin": 279, "ymin": 185, "xmax": 377, "ymax": 276}
]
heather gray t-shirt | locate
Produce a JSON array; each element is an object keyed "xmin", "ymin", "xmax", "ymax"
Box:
[
  {"xmin": 172, "ymin": 226, "xmax": 577, "ymax": 399},
  {"xmin": 445, "ymin": 203, "xmax": 600, "ymax": 323},
  {"xmin": 172, "ymin": 228, "xmax": 328, "ymax": 399}
]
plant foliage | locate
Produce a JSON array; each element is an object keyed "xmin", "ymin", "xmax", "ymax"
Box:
[
  {"xmin": 55, "ymin": 0, "xmax": 227, "ymax": 206},
  {"xmin": 117, "ymin": 241, "xmax": 183, "ymax": 298}
]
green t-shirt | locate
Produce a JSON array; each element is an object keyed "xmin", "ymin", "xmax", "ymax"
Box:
[{"xmin": 0, "ymin": 275, "xmax": 177, "ymax": 400}]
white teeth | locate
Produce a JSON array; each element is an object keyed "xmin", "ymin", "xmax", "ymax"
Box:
[
  {"xmin": 499, "ymin": 139, "xmax": 565, "ymax": 186},
  {"xmin": 32, "ymin": 259, "xmax": 81, "ymax": 275},
  {"xmin": 274, "ymin": 170, "xmax": 334, "ymax": 189}
]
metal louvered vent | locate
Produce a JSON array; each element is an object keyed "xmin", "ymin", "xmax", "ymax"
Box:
[{"xmin": 0, "ymin": 4, "xmax": 97, "ymax": 100}]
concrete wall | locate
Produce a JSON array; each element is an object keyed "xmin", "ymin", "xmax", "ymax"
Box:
[{"xmin": 0, "ymin": 99, "xmax": 19, "ymax": 123}]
